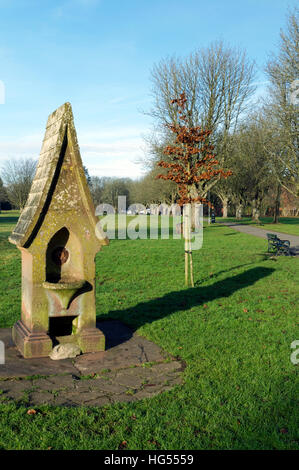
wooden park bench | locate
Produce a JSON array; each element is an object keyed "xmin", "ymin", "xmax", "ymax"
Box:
[{"xmin": 267, "ymin": 233, "xmax": 291, "ymax": 256}]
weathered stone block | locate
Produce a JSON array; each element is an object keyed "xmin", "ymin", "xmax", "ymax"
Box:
[{"xmin": 12, "ymin": 321, "xmax": 52, "ymax": 359}]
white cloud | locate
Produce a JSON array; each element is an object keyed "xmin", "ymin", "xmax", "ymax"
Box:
[
  {"xmin": 0, "ymin": 134, "xmax": 41, "ymax": 162},
  {"xmin": 88, "ymin": 160, "xmax": 145, "ymax": 179},
  {"xmin": 78, "ymin": 126, "xmax": 147, "ymax": 178},
  {"xmin": 0, "ymin": 125, "xmax": 148, "ymax": 179}
]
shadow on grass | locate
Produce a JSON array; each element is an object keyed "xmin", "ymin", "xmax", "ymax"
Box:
[
  {"xmin": 218, "ymin": 222, "xmax": 255, "ymax": 227},
  {"xmin": 195, "ymin": 260, "xmax": 269, "ymax": 284},
  {"xmin": 97, "ymin": 266, "xmax": 275, "ymax": 331},
  {"xmin": 0, "ymin": 231, "xmax": 14, "ymax": 238},
  {"xmin": 0, "ymin": 217, "xmax": 19, "ymax": 225},
  {"xmin": 277, "ymin": 218, "xmax": 299, "ymax": 225}
]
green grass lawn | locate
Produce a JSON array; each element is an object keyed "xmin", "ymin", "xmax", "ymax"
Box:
[
  {"xmin": 0, "ymin": 211, "xmax": 298, "ymax": 450},
  {"xmin": 216, "ymin": 216, "xmax": 299, "ymax": 237}
]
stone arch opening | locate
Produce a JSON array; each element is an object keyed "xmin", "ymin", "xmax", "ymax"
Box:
[{"xmin": 46, "ymin": 227, "xmax": 70, "ymax": 282}]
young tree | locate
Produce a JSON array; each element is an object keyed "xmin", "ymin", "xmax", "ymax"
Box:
[
  {"xmin": 157, "ymin": 93, "xmax": 232, "ymax": 287},
  {"xmin": 145, "ymin": 41, "xmax": 255, "ymax": 202}
]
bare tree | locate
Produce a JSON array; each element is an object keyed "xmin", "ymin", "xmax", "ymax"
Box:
[
  {"xmin": 130, "ymin": 169, "xmax": 176, "ymax": 207},
  {"xmin": 1, "ymin": 158, "xmax": 37, "ymax": 210},
  {"xmin": 231, "ymin": 116, "xmax": 275, "ymax": 222},
  {"xmin": 0, "ymin": 177, "xmax": 9, "ymax": 212},
  {"xmin": 264, "ymin": 8, "xmax": 299, "ymax": 197},
  {"xmin": 145, "ymin": 41, "xmax": 256, "ymax": 207}
]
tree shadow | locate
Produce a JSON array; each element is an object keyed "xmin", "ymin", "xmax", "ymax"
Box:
[
  {"xmin": 0, "ymin": 230, "xmax": 13, "ymax": 239},
  {"xmin": 194, "ymin": 260, "xmax": 269, "ymax": 284},
  {"xmin": 219, "ymin": 222, "xmax": 253, "ymax": 226},
  {"xmin": 97, "ymin": 267, "xmax": 275, "ymax": 331}
]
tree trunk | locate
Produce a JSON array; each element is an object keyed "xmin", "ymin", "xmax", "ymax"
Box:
[
  {"xmin": 183, "ymin": 204, "xmax": 194, "ymax": 287},
  {"xmin": 273, "ymin": 183, "xmax": 281, "ymax": 224},
  {"xmin": 235, "ymin": 202, "xmax": 243, "ymax": 219},
  {"xmin": 183, "ymin": 205, "xmax": 189, "ymax": 286},
  {"xmin": 191, "ymin": 203, "xmax": 202, "ymax": 230},
  {"xmin": 222, "ymin": 197, "xmax": 229, "ymax": 218},
  {"xmin": 190, "ymin": 186, "xmax": 202, "ymax": 230},
  {"xmin": 251, "ymin": 199, "xmax": 261, "ymax": 222}
]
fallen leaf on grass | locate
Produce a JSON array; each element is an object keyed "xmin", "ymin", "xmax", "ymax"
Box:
[
  {"xmin": 280, "ymin": 428, "xmax": 288, "ymax": 434},
  {"xmin": 148, "ymin": 439, "xmax": 160, "ymax": 448},
  {"xmin": 118, "ymin": 440, "xmax": 127, "ymax": 449}
]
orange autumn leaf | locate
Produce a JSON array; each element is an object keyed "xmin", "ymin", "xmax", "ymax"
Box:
[{"xmin": 156, "ymin": 92, "xmax": 232, "ymax": 207}]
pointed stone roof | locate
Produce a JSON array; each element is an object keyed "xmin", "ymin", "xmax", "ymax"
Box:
[{"xmin": 9, "ymin": 102, "xmax": 107, "ymax": 248}]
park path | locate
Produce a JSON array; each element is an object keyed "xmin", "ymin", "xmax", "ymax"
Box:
[{"xmin": 219, "ymin": 222, "xmax": 299, "ymax": 255}]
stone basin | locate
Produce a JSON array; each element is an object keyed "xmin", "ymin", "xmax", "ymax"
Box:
[{"xmin": 43, "ymin": 279, "xmax": 86, "ymax": 309}]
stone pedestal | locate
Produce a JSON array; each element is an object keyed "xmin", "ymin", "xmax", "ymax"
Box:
[
  {"xmin": 12, "ymin": 321, "xmax": 53, "ymax": 359},
  {"xmin": 78, "ymin": 328, "xmax": 105, "ymax": 353},
  {"xmin": 9, "ymin": 102, "xmax": 109, "ymax": 359}
]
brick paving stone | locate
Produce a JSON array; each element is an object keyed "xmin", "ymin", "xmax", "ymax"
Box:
[
  {"xmin": 109, "ymin": 393, "xmax": 140, "ymax": 404},
  {"xmin": 88, "ymin": 378, "xmax": 128, "ymax": 394},
  {"xmin": 115, "ymin": 369, "xmax": 147, "ymax": 389},
  {"xmin": 0, "ymin": 321, "xmax": 183, "ymax": 407},
  {"xmin": 28, "ymin": 391, "xmax": 56, "ymax": 406},
  {"xmin": 32, "ymin": 376, "xmax": 75, "ymax": 393},
  {"xmin": 0, "ymin": 379, "xmax": 34, "ymax": 401},
  {"xmin": 0, "ymin": 329, "xmax": 77, "ymax": 378},
  {"xmin": 151, "ymin": 361, "xmax": 183, "ymax": 375},
  {"xmin": 81, "ymin": 396, "xmax": 111, "ymax": 407}
]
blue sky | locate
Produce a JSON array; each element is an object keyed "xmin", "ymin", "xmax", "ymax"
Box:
[{"xmin": 0, "ymin": 0, "xmax": 297, "ymax": 178}]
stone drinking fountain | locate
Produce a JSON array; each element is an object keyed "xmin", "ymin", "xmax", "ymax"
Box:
[{"xmin": 9, "ymin": 102, "xmax": 108, "ymax": 358}]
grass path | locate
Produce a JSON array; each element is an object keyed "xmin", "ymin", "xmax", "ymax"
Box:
[
  {"xmin": 217, "ymin": 221, "xmax": 299, "ymax": 254},
  {"xmin": 216, "ymin": 217, "xmax": 299, "ymax": 237}
]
